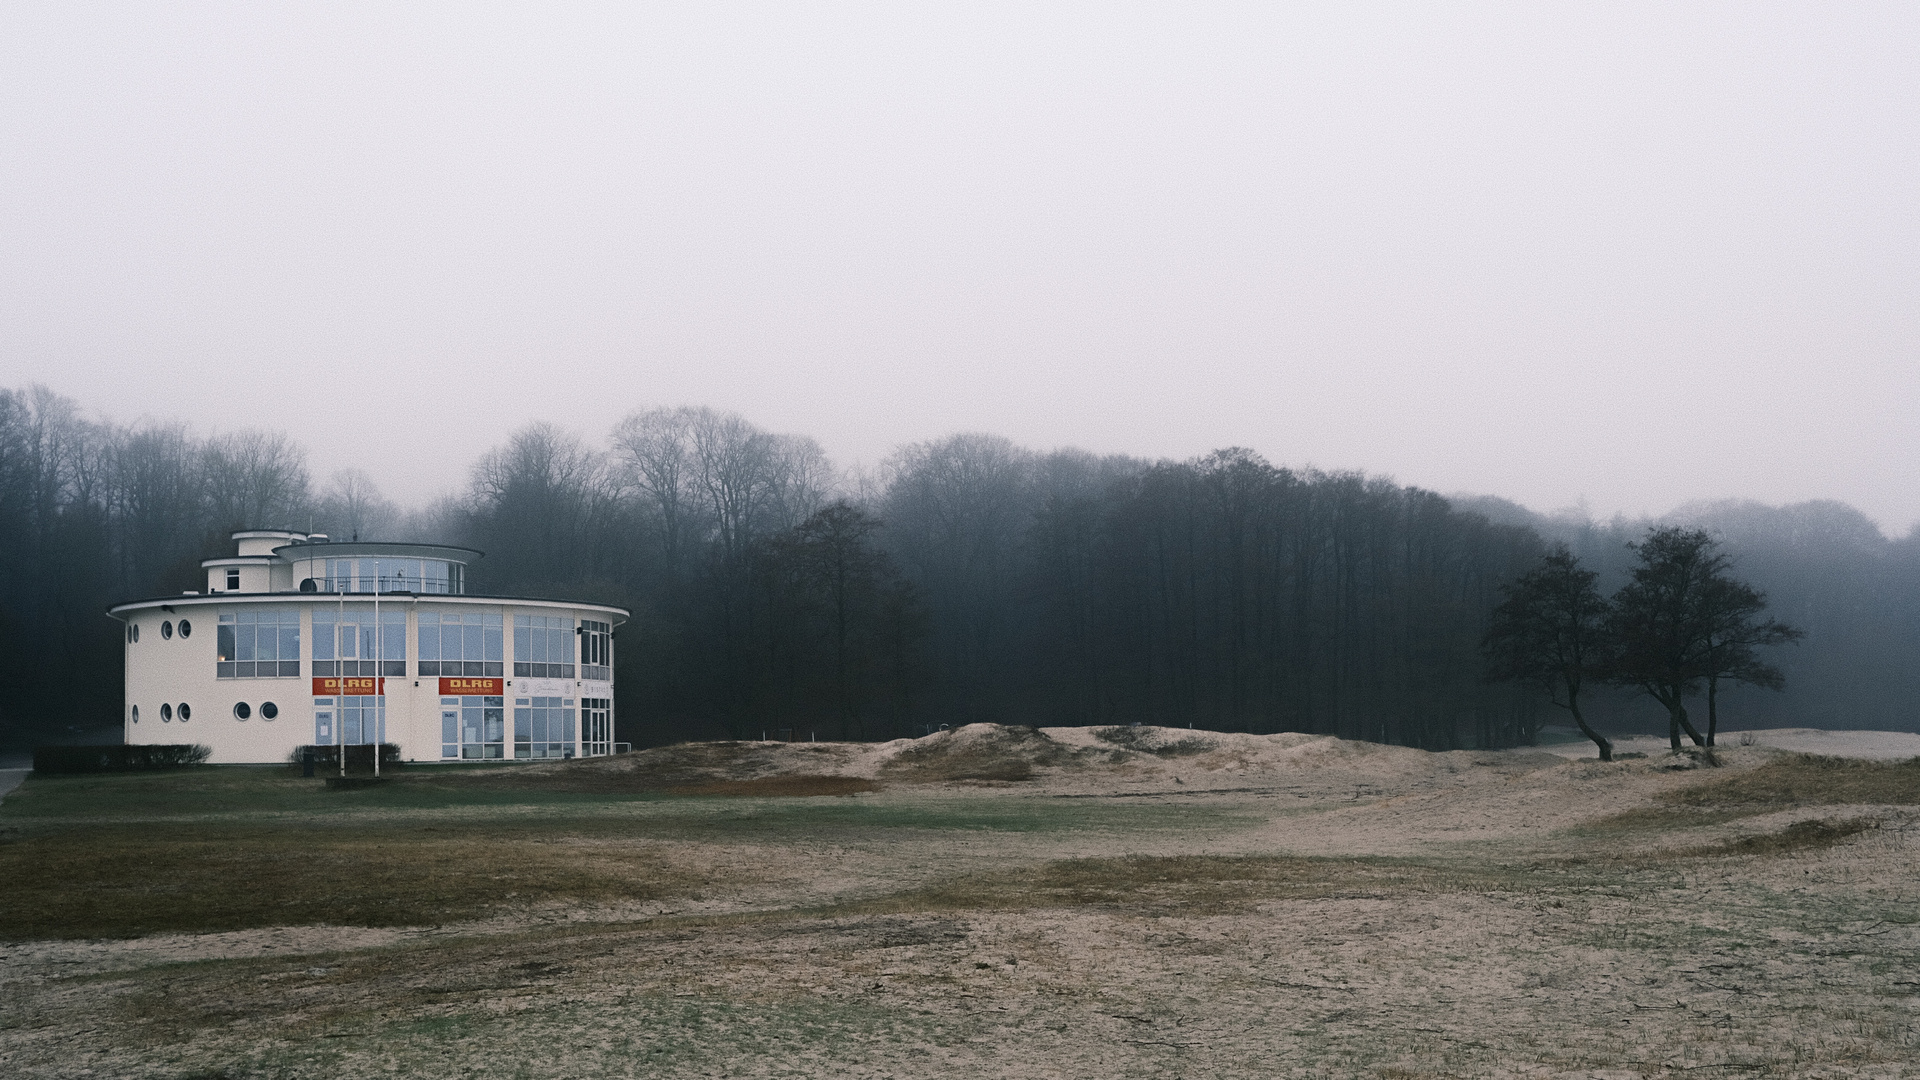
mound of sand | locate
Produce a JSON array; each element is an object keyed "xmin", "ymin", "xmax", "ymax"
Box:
[
  {"xmin": 875, "ymin": 723, "xmax": 1073, "ymax": 782},
  {"xmin": 452, "ymin": 723, "xmax": 1916, "ymax": 799}
]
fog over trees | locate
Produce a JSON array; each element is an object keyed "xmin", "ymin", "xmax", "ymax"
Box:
[{"xmin": 4, "ymin": 382, "xmax": 1914, "ymax": 750}]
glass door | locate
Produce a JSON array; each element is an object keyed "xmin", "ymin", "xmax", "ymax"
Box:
[
  {"xmin": 581, "ymin": 697, "xmax": 611, "ymax": 756},
  {"xmin": 340, "ymin": 694, "xmax": 385, "ymax": 745},
  {"xmin": 314, "ymin": 700, "xmax": 335, "ymax": 745},
  {"xmin": 455, "ymin": 695, "xmax": 505, "ymax": 758},
  {"xmin": 440, "ymin": 701, "xmax": 460, "ymax": 759}
]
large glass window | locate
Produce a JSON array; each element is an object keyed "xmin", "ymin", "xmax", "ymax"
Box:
[
  {"xmin": 513, "ymin": 615, "xmax": 575, "ymax": 678},
  {"xmin": 441, "ymin": 695, "xmax": 505, "ymax": 759},
  {"xmin": 313, "ymin": 695, "xmax": 384, "ymax": 745},
  {"xmin": 318, "ymin": 558, "xmax": 459, "ymax": 594},
  {"xmin": 580, "ymin": 620, "xmax": 612, "ymax": 681},
  {"xmin": 217, "ymin": 608, "xmax": 301, "ymax": 678},
  {"xmin": 581, "ymin": 697, "xmax": 612, "ymax": 757},
  {"xmin": 514, "ymin": 696, "xmax": 575, "ymax": 759},
  {"xmin": 418, "ymin": 610, "xmax": 503, "ymax": 676},
  {"xmin": 313, "ymin": 606, "xmax": 406, "ymax": 676}
]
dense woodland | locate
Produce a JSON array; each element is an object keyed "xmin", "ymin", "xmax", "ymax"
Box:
[{"xmin": 4, "ymin": 383, "xmax": 1917, "ymax": 751}]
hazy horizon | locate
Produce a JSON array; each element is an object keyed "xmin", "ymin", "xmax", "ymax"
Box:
[{"xmin": 5, "ymin": 4, "xmax": 1916, "ymax": 531}]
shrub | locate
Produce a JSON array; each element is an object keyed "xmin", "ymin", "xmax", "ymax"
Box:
[
  {"xmin": 289, "ymin": 743, "xmax": 403, "ymax": 773},
  {"xmin": 32, "ymin": 744, "xmax": 211, "ymax": 774}
]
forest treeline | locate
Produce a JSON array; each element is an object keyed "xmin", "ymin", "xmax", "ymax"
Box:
[{"xmin": 4, "ymin": 383, "xmax": 1917, "ymax": 749}]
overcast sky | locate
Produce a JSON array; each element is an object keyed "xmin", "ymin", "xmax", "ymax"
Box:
[{"xmin": 3, "ymin": 3, "xmax": 1916, "ymax": 532}]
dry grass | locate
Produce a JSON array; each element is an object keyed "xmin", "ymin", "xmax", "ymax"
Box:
[
  {"xmin": 7, "ymin": 737, "xmax": 1920, "ymax": 1078},
  {"xmin": 666, "ymin": 775, "xmax": 880, "ymax": 797},
  {"xmin": 876, "ymin": 726, "xmax": 1066, "ymax": 782},
  {"xmin": 1661, "ymin": 752, "xmax": 1920, "ymax": 807},
  {"xmin": 1091, "ymin": 726, "xmax": 1216, "ymax": 757},
  {"xmin": 1689, "ymin": 815, "xmax": 1882, "ymax": 857},
  {"xmin": 0, "ymin": 819, "xmax": 699, "ymax": 940},
  {"xmin": 840, "ymin": 853, "xmax": 1521, "ymax": 918}
]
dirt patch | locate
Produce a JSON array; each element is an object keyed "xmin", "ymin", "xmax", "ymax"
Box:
[{"xmin": 667, "ymin": 775, "xmax": 880, "ymax": 797}]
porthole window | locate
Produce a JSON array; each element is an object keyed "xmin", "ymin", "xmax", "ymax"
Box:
[
  {"xmin": 131, "ymin": 704, "xmax": 140, "ymax": 724},
  {"xmin": 161, "ymin": 620, "xmax": 173, "ymax": 639},
  {"xmin": 179, "ymin": 620, "xmax": 192, "ymax": 638},
  {"xmin": 125, "ymin": 624, "xmax": 134, "ymax": 644},
  {"xmin": 260, "ymin": 701, "xmax": 278, "ymax": 720},
  {"xmin": 178, "ymin": 702, "xmax": 191, "ymax": 722},
  {"xmin": 132, "ymin": 623, "xmax": 140, "ymax": 643},
  {"xmin": 160, "ymin": 703, "xmax": 173, "ymax": 722},
  {"xmin": 233, "ymin": 702, "xmax": 251, "ymax": 720}
]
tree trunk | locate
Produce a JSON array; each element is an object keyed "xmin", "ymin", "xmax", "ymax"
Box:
[
  {"xmin": 1705, "ymin": 674, "xmax": 1719, "ymax": 746},
  {"xmin": 1568, "ymin": 695, "xmax": 1611, "ymax": 762},
  {"xmin": 1676, "ymin": 704, "xmax": 1706, "ymax": 746}
]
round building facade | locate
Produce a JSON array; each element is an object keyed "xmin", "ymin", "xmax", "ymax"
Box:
[{"xmin": 111, "ymin": 530, "xmax": 627, "ymax": 765}]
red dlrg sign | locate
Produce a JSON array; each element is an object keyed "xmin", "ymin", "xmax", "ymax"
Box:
[
  {"xmin": 439, "ymin": 677, "xmax": 504, "ymax": 695},
  {"xmin": 312, "ymin": 676, "xmax": 385, "ymax": 696}
]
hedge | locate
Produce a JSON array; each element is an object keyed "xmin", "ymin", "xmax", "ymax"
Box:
[
  {"xmin": 33, "ymin": 744, "xmax": 211, "ymax": 774},
  {"xmin": 290, "ymin": 743, "xmax": 403, "ymax": 771}
]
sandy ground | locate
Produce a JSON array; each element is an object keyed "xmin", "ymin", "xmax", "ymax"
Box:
[
  {"xmin": 3, "ymin": 725, "xmax": 1917, "ymax": 1079},
  {"xmin": 1550, "ymin": 727, "xmax": 1920, "ymax": 762}
]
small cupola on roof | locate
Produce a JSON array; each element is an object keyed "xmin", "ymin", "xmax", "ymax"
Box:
[
  {"xmin": 200, "ymin": 531, "xmax": 482, "ymax": 595},
  {"xmin": 203, "ymin": 531, "xmax": 308, "ymax": 593}
]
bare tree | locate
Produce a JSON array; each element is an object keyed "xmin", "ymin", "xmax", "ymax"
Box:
[
  {"xmin": 761, "ymin": 432, "xmax": 837, "ymax": 533},
  {"xmin": 202, "ymin": 429, "xmax": 311, "ymax": 530},
  {"xmin": 880, "ymin": 433, "xmax": 1036, "ymax": 725},
  {"xmin": 611, "ymin": 406, "xmax": 703, "ymax": 569},
  {"xmin": 467, "ymin": 423, "xmax": 622, "ymax": 593},
  {"xmin": 316, "ymin": 468, "xmax": 398, "ymax": 541}
]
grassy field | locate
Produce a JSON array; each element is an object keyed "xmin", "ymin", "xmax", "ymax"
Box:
[{"xmin": 3, "ymin": 747, "xmax": 1918, "ymax": 1078}]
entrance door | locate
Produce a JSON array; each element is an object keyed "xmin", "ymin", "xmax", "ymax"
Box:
[
  {"xmin": 458, "ymin": 696, "xmax": 504, "ymax": 758},
  {"xmin": 314, "ymin": 706, "xmax": 335, "ymax": 746},
  {"xmin": 340, "ymin": 695, "xmax": 385, "ymax": 746},
  {"xmin": 581, "ymin": 698, "xmax": 611, "ymax": 756},
  {"xmin": 440, "ymin": 704, "xmax": 460, "ymax": 759}
]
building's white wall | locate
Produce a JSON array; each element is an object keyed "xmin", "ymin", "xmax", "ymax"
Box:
[
  {"xmin": 122, "ymin": 597, "xmax": 621, "ymax": 764},
  {"xmin": 203, "ymin": 561, "xmax": 275, "ymax": 593}
]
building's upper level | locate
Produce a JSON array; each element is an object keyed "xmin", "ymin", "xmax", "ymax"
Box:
[{"xmin": 202, "ymin": 530, "xmax": 482, "ymax": 596}]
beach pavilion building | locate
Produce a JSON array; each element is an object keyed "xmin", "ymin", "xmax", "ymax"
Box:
[{"xmin": 110, "ymin": 530, "xmax": 628, "ymax": 765}]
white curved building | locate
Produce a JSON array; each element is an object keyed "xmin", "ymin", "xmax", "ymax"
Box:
[{"xmin": 111, "ymin": 530, "xmax": 628, "ymax": 765}]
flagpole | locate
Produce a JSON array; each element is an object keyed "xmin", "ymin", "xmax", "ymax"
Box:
[
  {"xmin": 339, "ymin": 565, "xmax": 347, "ymax": 778},
  {"xmin": 373, "ymin": 558, "xmax": 381, "ymax": 779}
]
